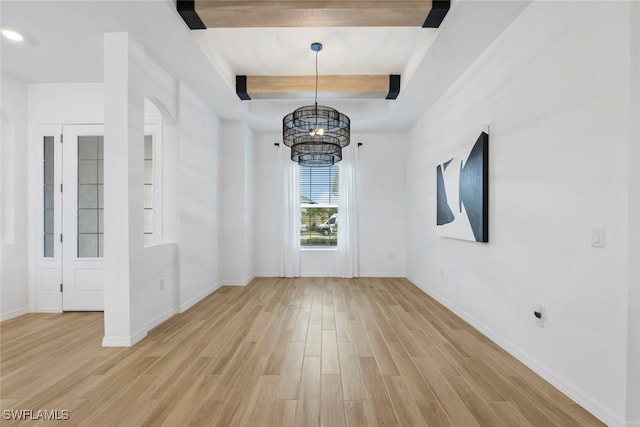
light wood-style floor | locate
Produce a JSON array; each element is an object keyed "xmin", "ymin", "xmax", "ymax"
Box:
[{"xmin": 1, "ymin": 277, "xmax": 604, "ymax": 426}]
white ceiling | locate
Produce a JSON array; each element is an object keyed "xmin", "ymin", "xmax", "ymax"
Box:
[
  {"xmin": 0, "ymin": 0, "xmax": 531, "ymax": 133},
  {"xmin": 198, "ymin": 26, "xmax": 436, "ymax": 83}
]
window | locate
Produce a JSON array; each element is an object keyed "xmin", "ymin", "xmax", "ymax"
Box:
[
  {"xmin": 77, "ymin": 136, "xmax": 104, "ymax": 258},
  {"xmin": 300, "ymin": 164, "xmax": 339, "ymax": 247},
  {"xmin": 43, "ymin": 136, "xmax": 55, "ymax": 257},
  {"xmin": 143, "ymin": 135, "xmax": 153, "ymax": 246}
]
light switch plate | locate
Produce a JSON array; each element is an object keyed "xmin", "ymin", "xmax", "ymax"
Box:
[{"xmin": 591, "ymin": 227, "xmax": 605, "ymax": 248}]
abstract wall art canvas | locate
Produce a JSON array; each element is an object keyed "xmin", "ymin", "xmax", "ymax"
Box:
[{"xmin": 436, "ymin": 131, "xmax": 488, "ymax": 242}]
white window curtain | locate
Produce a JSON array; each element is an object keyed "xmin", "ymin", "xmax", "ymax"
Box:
[
  {"xmin": 337, "ymin": 143, "xmax": 359, "ymax": 278},
  {"xmin": 279, "ymin": 146, "xmax": 301, "ymax": 277}
]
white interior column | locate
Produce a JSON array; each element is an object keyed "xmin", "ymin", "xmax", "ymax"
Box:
[
  {"xmin": 628, "ymin": 1, "xmax": 640, "ymax": 423},
  {"xmin": 102, "ymin": 32, "xmax": 145, "ymax": 346},
  {"xmin": 218, "ymin": 120, "xmax": 254, "ymax": 285}
]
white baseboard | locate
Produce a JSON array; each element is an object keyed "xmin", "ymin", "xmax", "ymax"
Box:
[
  {"xmin": 406, "ymin": 275, "xmax": 626, "ymax": 427},
  {"xmin": 0, "ymin": 307, "xmax": 28, "ymax": 322},
  {"xmin": 145, "ymin": 307, "xmax": 176, "ymax": 331},
  {"xmin": 359, "ymin": 272, "xmax": 406, "ymax": 278},
  {"xmin": 302, "ymin": 272, "xmax": 337, "ymax": 277},
  {"xmin": 219, "ymin": 275, "xmax": 255, "ymax": 287},
  {"xmin": 36, "ymin": 308, "xmax": 62, "ymax": 313},
  {"xmin": 254, "ymin": 272, "xmax": 279, "ymax": 278},
  {"xmin": 102, "ymin": 329, "xmax": 147, "ymax": 347},
  {"xmin": 179, "ymin": 282, "xmax": 222, "ymax": 312}
]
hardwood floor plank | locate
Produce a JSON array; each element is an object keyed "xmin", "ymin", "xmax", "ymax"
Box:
[
  {"xmin": 349, "ymin": 320, "xmax": 373, "ymax": 357},
  {"xmin": 187, "ymin": 399, "xmax": 225, "ymax": 426},
  {"xmin": 0, "ymin": 279, "xmax": 603, "ymax": 427},
  {"xmin": 344, "ymin": 401, "xmax": 374, "ymax": 427},
  {"xmin": 292, "ymin": 309, "xmax": 311, "ymax": 342},
  {"xmin": 264, "ymin": 329, "xmax": 294, "ymax": 375},
  {"xmin": 488, "ymin": 401, "xmax": 536, "ymax": 427},
  {"xmin": 337, "ymin": 341, "xmax": 367, "ymax": 401},
  {"xmin": 238, "ymin": 375, "xmax": 280, "ymax": 426},
  {"xmin": 306, "ymin": 320, "xmax": 323, "ymax": 357},
  {"xmin": 320, "ymin": 375, "xmax": 346, "ymax": 427},
  {"xmin": 277, "ymin": 341, "xmax": 306, "ymax": 399},
  {"xmin": 294, "ymin": 356, "xmax": 321, "ymax": 427},
  {"xmin": 321, "ymin": 329, "xmax": 340, "ymax": 375},
  {"xmin": 412, "ymin": 356, "xmax": 482, "ymax": 426},
  {"xmin": 365, "ymin": 328, "xmax": 400, "ymax": 376},
  {"xmin": 358, "ymin": 356, "xmax": 399, "ymax": 427},
  {"xmin": 268, "ymin": 399, "xmax": 297, "ymax": 427},
  {"xmin": 384, "ymin": 375, "xmax": 428, "ymax": 426},
  {"xmin": 561, "ymin": 403, "xmax": 608, "ymax": 427},
  {"xmin": 334, "ymin": 311, "xmax": 352, "ymax": 342},
  {"xmin": 386, "ymin": 341, "xmax": 436, "ymax": 402},
  {"xmin": 416, "ymin": 400, "xmax": 455, "ymax": 427}
]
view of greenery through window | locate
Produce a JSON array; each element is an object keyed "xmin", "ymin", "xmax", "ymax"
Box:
[{"xmin": 300, "ymin": 164, "xmax": 339, "ymax": 247}]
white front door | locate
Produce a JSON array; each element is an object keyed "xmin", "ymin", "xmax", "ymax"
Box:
[{"xmin": 61, "ymin": 125, "xmax": 104, "ymax": 311}]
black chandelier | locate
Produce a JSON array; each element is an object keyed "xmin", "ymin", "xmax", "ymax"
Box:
[{"xmin": 283, "ymin": 42, "xmax": 350, "ymax": 167}]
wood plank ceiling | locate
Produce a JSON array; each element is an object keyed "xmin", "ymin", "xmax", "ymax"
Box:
[
  {"xmin": 181, "ymin": 0, "xmax": 448, "ymax": 28},
  {"xmin": 177, "ymin": 0, "xmax": 450, "ymax": 101}
]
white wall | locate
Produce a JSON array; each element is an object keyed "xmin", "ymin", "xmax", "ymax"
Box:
[
  {"xmin": 28, "ymin": 83, "xmax": 104, "ymax": 124},
  {"xmin": 627, "ymin": 2, "xmax": 640, "ymax": 425},
  {"xmin": 177, "ymin": 83, "xmax": 221, "ymax": 309},
  {"xmin": 253, "ymin": 132, "xmax": 407, "ymax": 278},
  {"xmin": 0, "ymin": 74, "xmax": 29, "ymax": 321},
  {"xmin": 405, "ymin": 2, "xmax": 630, "ymax": 425},
  {"xmin": 253, "ymin": 134, "xmax": 281, "ymax": 276},
  {"xmin": 218, "ymin": 120, "xmax": 254, "ymax": 285},
  {"xmin": 357, "ymin": 134, "xmax": 406, "ymax": 277}
]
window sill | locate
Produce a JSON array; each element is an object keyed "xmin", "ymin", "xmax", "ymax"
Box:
[{"xmin": 301, "ymin": 247, "xmax": 338, "ymax": 252}]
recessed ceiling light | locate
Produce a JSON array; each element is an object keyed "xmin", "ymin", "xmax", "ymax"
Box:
[{"xmin": 2, "ymin": 29, "xmax": 24, "ymax": 42}]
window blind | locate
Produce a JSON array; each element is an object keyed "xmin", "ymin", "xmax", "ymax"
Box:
[{"xmin": 299, "ymin": 164, "xmax": 339, "ymax": 206}]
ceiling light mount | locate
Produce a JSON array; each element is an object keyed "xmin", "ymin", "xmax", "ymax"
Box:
[{"xmin": 310, "ymin": 42, "xmax": 323, "ymax": 53}]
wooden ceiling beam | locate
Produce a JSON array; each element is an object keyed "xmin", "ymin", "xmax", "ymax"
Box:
[
  {"xmin": 236, "ymin": 74, "xmax": 401, "ymax": 100},
  {"xmin": 178, "ymin": 0, "xmax": 449, "ymax": 29}
]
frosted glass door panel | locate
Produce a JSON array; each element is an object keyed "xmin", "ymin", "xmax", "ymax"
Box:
[
  {"xmin": 77, "ymin": 136, "xmax": 103, "ymax": 258},
  {"xmin": 43, "ymin": 136, "xmax": 55, "ymax": 257}
]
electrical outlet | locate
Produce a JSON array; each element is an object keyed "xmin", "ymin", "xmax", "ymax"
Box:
[
  {"xmin": 534, "ymin": 304, "xmax": 544, "ymax": 328},
  {"xmin": 159, "ymin": 278, "xmax": 165, "ymax": 290}
]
